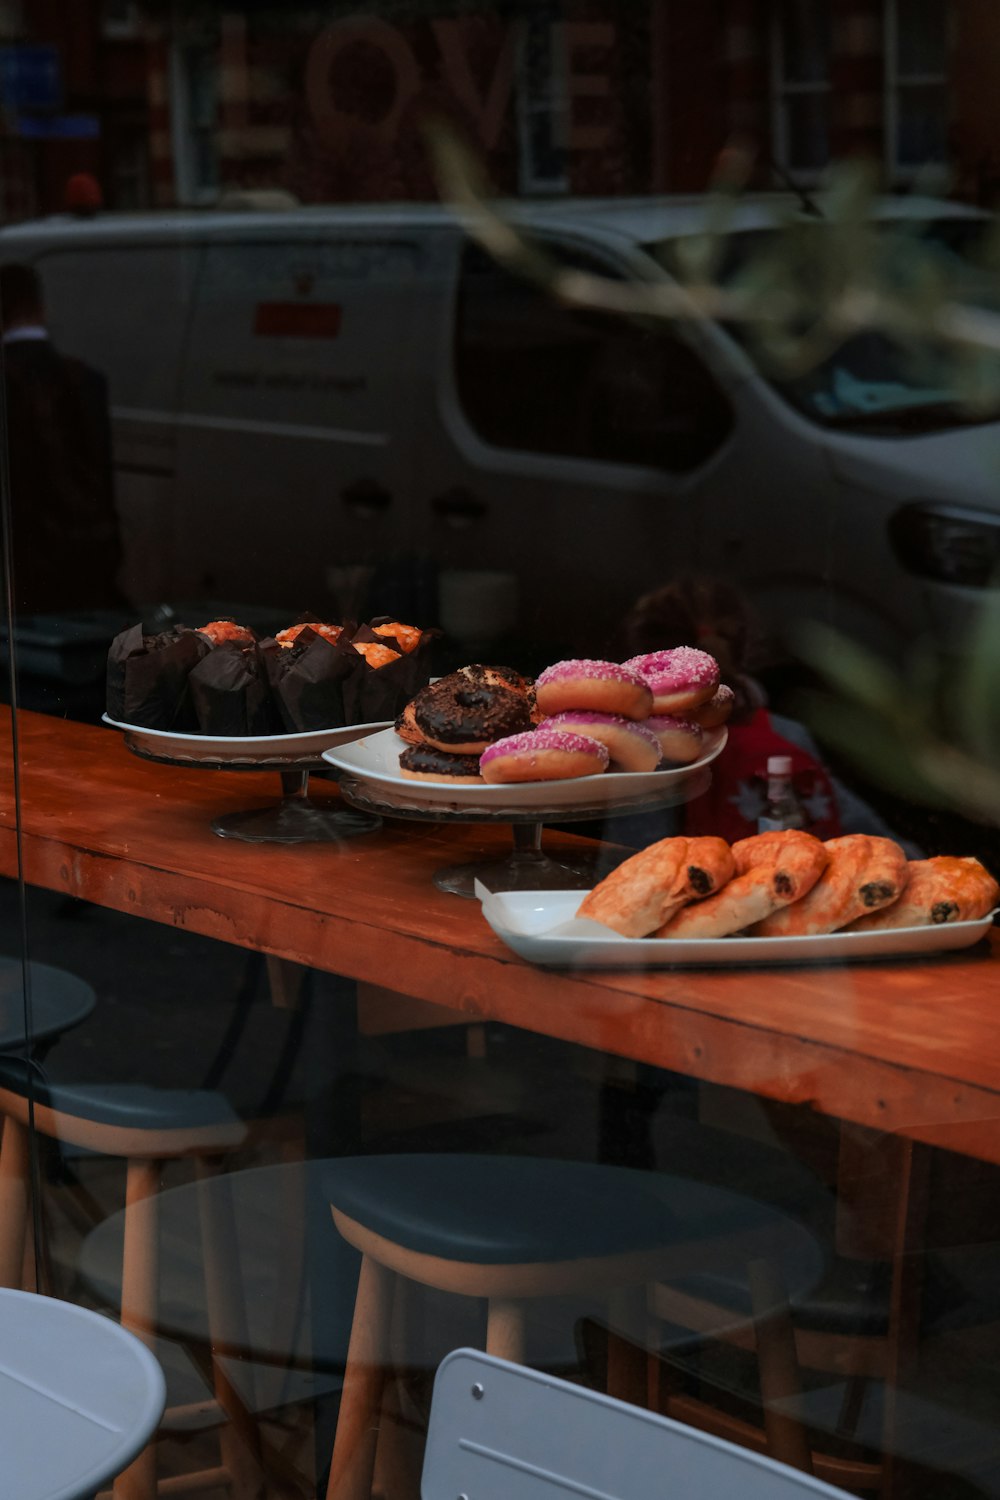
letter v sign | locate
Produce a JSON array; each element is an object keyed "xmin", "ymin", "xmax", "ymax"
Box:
[{"xmin": 432, "ymin": 19, "xmax": 519, "ymax": 151}]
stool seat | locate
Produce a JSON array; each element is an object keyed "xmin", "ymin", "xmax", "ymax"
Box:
[
  {"xmin": 324, "ymin": 1154, "xmax": 688, "ymax": 1265},
  {"xmin": 0, "ymin": 957, "xmax": 96, "ymax": 1051},
  {"xmin": 0, "ymin": 1287, "xmax": 165, "ymax": 1500},
  {"xmin": 323, "ymin": 1154, "xmax": 828, "ymax": 1500},
  {"xmin": 662, "ymin": 1230, "xmax": 1000, "ymax": 1342},
  {"xmin": 78, "ymin": 1161, "xmax": 348, "ymax": 1368},
  {"xmin": 0, "ymin": 1058, "xmax": 243, "ymax": 1131}
]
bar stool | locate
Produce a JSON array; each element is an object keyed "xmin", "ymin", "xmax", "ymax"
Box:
[
  {"xmin": 0, "ymin": 1286, "xmax": 165, "ymax": 1500},
  {"xmin": 0, "ymin": 956, "xmax": 97, "ymax": 1288},
  {"xmin": 639, "ymin": 1121, "xmax": 1000, "ymax": 1498},
  {"xmin": 0, "ymin": 954, "xmax": 97, "ymax": 1051},
  {"xmin": 0, "ymin": 991, "xmax": 318, "ymax": 1500},
  {"xmin": 322, "ymin": 1152, "xmax": 827, "ymax": 1500}
]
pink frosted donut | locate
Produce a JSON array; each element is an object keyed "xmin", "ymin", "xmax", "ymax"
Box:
[
  {"xmin": 623, "ymin": 647, "xmax": 720, "ymax": 713},
  {"xmin": 647, "ymin": 714, "xmax": 704, "ymax": 765},
  {"xmin": 691, "ymin": 683, "xmax": 735, "ymax": 730},
  {"xmin": 545, "ymin": 711, "xmax": 662, "ymax": 772},
  {"xmin": 535, "ymin": 659, "xmax": 652, "ymax": 721},
  {"xmin": 480, "ymin": 728, "xmax": 610, "ymax": 784}
]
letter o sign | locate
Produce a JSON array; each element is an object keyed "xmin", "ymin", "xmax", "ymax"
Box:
[{"xmin": 306, "ymin": 16, "xmax": 422, "ymax": 146}]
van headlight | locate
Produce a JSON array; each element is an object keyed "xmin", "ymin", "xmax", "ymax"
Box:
[{"xmin": 889, "ymin": 503, "xmax": 1000, "ymax": 587}]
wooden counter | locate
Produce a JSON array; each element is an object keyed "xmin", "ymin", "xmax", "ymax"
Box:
[{"xmin": 3, "ymin": 709, "xmax": 1000, "ymax": 1162}]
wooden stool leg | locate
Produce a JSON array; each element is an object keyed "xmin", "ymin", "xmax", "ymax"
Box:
[
  {"xmin": 606, "ymin": 1285, "xmax": 648, "ymax": 1408},
  {"xmin": 114, "ymin": 1159, "xmax": 163, "ymax": 1500},
  {"xmin": 377, "ymin": 1275, "xmax": 427, "ymax": 1500},
  {"xmin": 370, "ymin": 1275, "xmax": 416, "ymax": 1500},
  {"xmin": 194, "ymin": 1156, "xmax": 269, "ymax": 1500},
  {"xmin": 0, "ymin": 1115, "xmax": 30, "ymax": 1289},
  {"xmin": 748, "ymin": 1258, "xmax": 814, "ymax": 1475},
  {"xmin": 880, "ymin": 1141, "xmax": 931, "ymax": 1500},
  {"xmin": 485, "ymin": 1298, "xmax": 527, "ymax": 1364},
  {"xmin": 326, "ymin": 1253, "xmax": 396, "ymax": 1500}
]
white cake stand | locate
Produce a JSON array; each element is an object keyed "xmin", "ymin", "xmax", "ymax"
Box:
[
  {"xmin": 103, "ymin": 715, "xmax": 389, "ymax": 843},
  {"xmin": 326, "ymin": 727, "xmax": 725, "ymax": 897}
]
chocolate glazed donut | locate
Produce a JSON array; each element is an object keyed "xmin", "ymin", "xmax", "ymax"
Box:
[
  {"xmin": 414, "ymin": 676, "xmax": 531, "ymax": 754},
  {"xmin": 399, "ymin": 744, "xmax": 483, "ymax": 781}
]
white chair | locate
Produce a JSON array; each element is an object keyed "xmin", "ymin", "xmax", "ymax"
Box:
[
  {"xmin": 422, "ymin": 1347, "xmax": 858, "ymax": 1500},
  {"xmin": 0, "ymin": 1287, "xmax": 165, "ymax": 1500}
]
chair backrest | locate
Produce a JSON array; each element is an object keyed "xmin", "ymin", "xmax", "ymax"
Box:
[{"xmin": 422, "ymin": 1348, "xmax": 856, "ymax": 1500}]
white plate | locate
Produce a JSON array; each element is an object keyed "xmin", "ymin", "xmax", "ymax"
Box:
[
  {"xmin": 322, "ymin": 726, "xmax": 727, "ymax": 812},
  {"xmin": 102, "ymin": 714, "xmax": 391, "ymax": 764},
  {"xmin": 478, "ymin": 886, "xmax": 996, "ymax": 968}
]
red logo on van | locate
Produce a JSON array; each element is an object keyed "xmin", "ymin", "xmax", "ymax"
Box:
[{"xmin": 254, "ymin": 303, "xmax": 342, "ymax": 338}]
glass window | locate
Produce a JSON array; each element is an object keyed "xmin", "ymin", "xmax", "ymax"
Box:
[
  {"xmin": 455, "ymin": 242, "xmax": 733, "ymax": 469},
  {"xmin": 7, "ymin": 9, "xmax": 1000, "ymax": 1500},
  {"xmin": 773, "ymin": 0, "xmax": 832, "ymax": 176},
  {"xmin": 516, "ymin": 8, "xmax": 570, "ymax": 194},
  {"xmin": 889, "ymin": 0, "xmax": 950, "ymax": 173},
  {"xmin": 172, "ymin": 41, "xmax": 220, "ymax": 204},
  {"xmin": 781, "ymin": 0, "xmax": 832, "ymax": 84}
]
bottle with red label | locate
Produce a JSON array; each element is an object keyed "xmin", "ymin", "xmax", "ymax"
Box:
[{"xmin": 757, "ymin": 754, "xmax": 807, "ymax": 833}]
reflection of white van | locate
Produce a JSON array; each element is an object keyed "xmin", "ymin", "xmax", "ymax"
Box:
[{"xmin": 2, "ymin": 195, "xmax": 998, "ymax": 658}]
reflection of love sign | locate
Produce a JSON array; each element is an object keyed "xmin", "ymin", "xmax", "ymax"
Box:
[{"xmin": 305, "ymin": 15, "xmax": 614, "ymax": 151}]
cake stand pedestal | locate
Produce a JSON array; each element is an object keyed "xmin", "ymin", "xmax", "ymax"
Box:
[
  {"xmin": 120, "ymin": 741, "xmax": 381, "ymax": 845},
  {"xmin": 338, "ymin": 769, "xmax": 711, "ymax": 897}
]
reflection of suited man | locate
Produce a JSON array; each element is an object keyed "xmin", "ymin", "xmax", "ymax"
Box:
[{"xmin": 1, "ymin": 261, "xmax": 123, "ymax": 614}]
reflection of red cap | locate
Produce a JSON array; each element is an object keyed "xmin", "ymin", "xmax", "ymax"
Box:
[{"xmin": 65, "ymin": 173, "xmax": 103, "ymax": 215}]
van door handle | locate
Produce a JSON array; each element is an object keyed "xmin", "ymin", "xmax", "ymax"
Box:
[
  {"xmin": 431, "ymin": 488, "xmax": 488, "ymax": 527},
  {"xmin": 341, "ymin": 479, "xmax": 392, "ymax": 518}
]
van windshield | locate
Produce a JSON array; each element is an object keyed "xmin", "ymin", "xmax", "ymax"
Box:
[{"xmin": 644, "ymin": 217, "xmax": 1000, "ymax": 434}]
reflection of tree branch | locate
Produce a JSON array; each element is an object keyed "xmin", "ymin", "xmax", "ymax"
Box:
[
  {"xmin": 427, "ymin": 120, "xmax": 1000, "ymax": 821},
  {"xmin": 426, "ymin": 120, "xmax": 1000, "ymax": 381},
  {"xmin": 798, "ymin": 620, "xmax": 1000, "ymax": 829}
]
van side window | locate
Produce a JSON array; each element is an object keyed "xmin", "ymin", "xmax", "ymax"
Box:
[{"xmin": 454, "ymin": 243, "xmax": 734, "ymax": 469}]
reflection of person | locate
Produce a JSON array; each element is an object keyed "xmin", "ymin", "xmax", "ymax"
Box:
[
  {"xmin": 1, "ymin": 261, "xmax": 123, "ymax": 614},
  {"xmin": 609, "ymin": 576, "xmax": 921, "ymax": 853}
]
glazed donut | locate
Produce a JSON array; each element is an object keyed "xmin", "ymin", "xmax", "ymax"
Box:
[
  {"xmin": 690, "ymin": 683, "xmax": 735, "ymax": 730},
  {"xmin": 535, "ymin": 660, "xmax": 652, "ymax": 721},
  {"xmin": 198, "ymin": 619, "xmax": 256, "ymax": 647},
  {"xmin": 647, "ymin": 714, "xmax": 704, "ymax": 765},
  {"xmin": 480, "ymin": 728, "xmax": 609, "ymax": 784},
  {"xmin": 398, "ymin": 744, "xmax": 483, "ymax": 782},
  {"xmin": 459, "ymin": 663, "xmax": 532, "ymax": 697},
  {"xmin": 623, "ymin": 648, "xmax": 719, "ymax": 714},
  {"xmin": 544, "ymin": 711, "xmax": 662, "ymax": 772},
  {"xmin": 414, "ymin": 673, "xmax": 531, "ymax": 755},
  {"xmin": 394, "ymin": 700, "xmax": 426, "ymax": 746}
]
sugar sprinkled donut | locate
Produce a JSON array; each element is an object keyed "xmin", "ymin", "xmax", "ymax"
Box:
[
  {"xmin": 480, "ymin": 728, "xmax": 609, "ymax": 784},
  {"xmin": 647, "ymin": 714, "xmax": 704, "ymax": 765},
  {"xmin": 544, "ymin": 711, "xmax": 662, "ymax": 772},
  {"xmin": 535, "ymin": 660, "xmax": 652, "ymax": 721},
  {"xmin": 414, "ymin": 674, "xmax": 531, "ymax": 755},
  {"xmin": 690, "ymin": 683, "xmax": 734, "ymax": 729},
  {"xmin": 623, "ymin": 648, "xmax": 719, "ymax": 714}
]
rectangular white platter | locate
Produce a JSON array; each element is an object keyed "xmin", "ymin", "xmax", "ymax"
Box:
[{"xmin": 477, "ymin": 886, "xmax": 996, "ymax": 969}]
